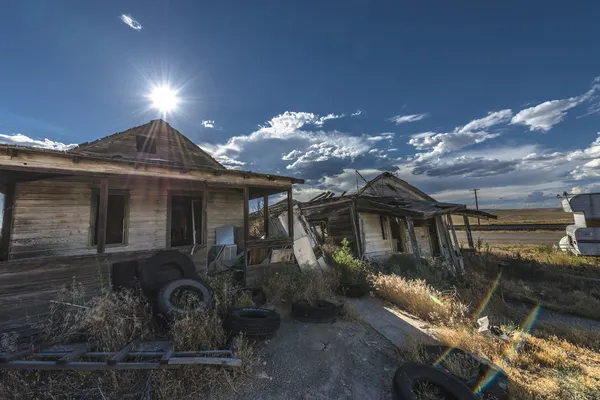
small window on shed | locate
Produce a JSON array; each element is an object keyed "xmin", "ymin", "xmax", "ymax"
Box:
[
  {"xmin": 380, "ymin": 215, "xmax": 387, "ymax": 240},
  {"xmin": 136, "ymin": 135, "xmax": 156, "ymax": 154}
]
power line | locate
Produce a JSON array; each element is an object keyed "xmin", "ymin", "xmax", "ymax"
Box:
[{"xmin": 469, "ymin": 188, "xmax": 480, "ymax": 226}]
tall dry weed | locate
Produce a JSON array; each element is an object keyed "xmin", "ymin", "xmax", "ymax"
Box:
[{"xmin": 372, "ymin": 273, "xmax": 467, "ymax": 325}]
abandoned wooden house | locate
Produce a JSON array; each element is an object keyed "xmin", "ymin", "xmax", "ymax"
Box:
[
  {"xmin": 0, "ymin": 119, "xmax": 303, "ymax": 333},
  {"xmin": 290, "ymin": 172, "xmax": 493, "ymax": 273}
]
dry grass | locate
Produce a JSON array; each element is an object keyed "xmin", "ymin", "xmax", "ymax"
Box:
[
  {"xmin": 380, "ymin": 248, "xmax": 600, "ymax": 400},
  {"xmin": 260, "ymin": 266, "xmax": 340, "ymax": 305},
  {"xmin": 434, "ymin": 327, "xmax": 600, "ymax": 400},
  {"xmin": 372, "ymin": 273, "xmax": 467, "ymax": 325},
  {"xmin": 340, "ymin": 301, "xmax": 362, "ymax": 322},
  {"xmin": 0, "ymin": 280, "xmax": 259, "ymax": 399}
]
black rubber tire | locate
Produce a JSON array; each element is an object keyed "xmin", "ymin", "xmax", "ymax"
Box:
[
  {"xmin": 139, "ymin": 250, "xmax": 198, "ymax": 295},
  {"xmin": 223, "ymin": 308, "xmax": 281, "ymax": 338},
  {"xmin": 392, "ymin": 363, "xmax": 477, "ymax": 400},
  {"xmin": 156, "ymin": 278, "xmax": 213, "ymax": 320},
  {"xmin": 421, "ymin": 345, "xmax": 509, "ymax": 400},
  {"xmin": 291, "ymin": 300, "xmax": 343, "ymax": 323},
  {"xmin": 339, "ymin": 282, "xmax": 370, "ymax": 298}
]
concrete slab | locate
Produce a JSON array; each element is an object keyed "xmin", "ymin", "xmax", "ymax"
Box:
[{"xmin": 347, "ymin": 296, "xmax": 438, "ymax": 349}]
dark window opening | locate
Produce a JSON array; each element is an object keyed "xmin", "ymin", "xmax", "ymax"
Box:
[
  {"xmin": 380, "ymin": 215, "xmax": 387, "ymax": 240},
  {"xmin": 136, "ymin": 135, "xmax": 156, "ymax": 154},
  {"xmin": 390, "ymin": 217, "xmax": 404, "ymax": 252},
  {"xmin": 170, "ymin": 195, "xmax": 202, "ymax": 247},
  {"xmin": 92, "ymin": 194, "xmax": 127, "ymax": 245}
]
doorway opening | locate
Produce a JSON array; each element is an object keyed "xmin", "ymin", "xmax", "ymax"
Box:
[{"xmin": 170, "ymin": 195, "xmax": 203, "ymax": 247}]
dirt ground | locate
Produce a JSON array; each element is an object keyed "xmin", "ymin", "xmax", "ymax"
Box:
[{"xmin": 216, "ymin": 306, "xmax": 398, "ymax": 400}]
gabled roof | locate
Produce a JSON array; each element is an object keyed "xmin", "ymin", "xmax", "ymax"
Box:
[
  {"xmin": 74, "ymin": 119, "xmax": 225, "ymax": 170},
  {"xmin": 358, "ymin": 172, "xmax": 436, "ymax": 202}
]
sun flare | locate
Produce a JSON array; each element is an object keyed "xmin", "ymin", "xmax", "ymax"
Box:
[{"xmin": 149, "ymin": 85, "xmax": 179, "ymax": 113}]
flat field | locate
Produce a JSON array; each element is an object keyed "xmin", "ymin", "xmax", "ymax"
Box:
[{"xmin": 453, "ymin": 207, "xmax": 572, "ymax": 226}]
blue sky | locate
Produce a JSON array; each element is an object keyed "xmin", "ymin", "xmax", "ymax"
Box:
[{"xmin": 2, "ymin": 1, "xmax": 600, "ymax": 208}]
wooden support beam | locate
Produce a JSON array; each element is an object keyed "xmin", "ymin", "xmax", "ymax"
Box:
[
  {"xmin": 463, "ymin": 215, "xmax": 474, "ymax": 248},
  {"xmin": 0, "ymin": 180, "xmax": 15, "ymax": 261},
  {"xmin": 286, "ymin": 189, "xmax": 294, "ymax": 239},
  {"xmin": 263, "ymin": 195, "xmax": 269, "ymax": 238},
  {"xmin": 96, "ymin": 178, "xmax": 108, "ymax": 254},
  {"xmin": 201, "ymin": 192, "xmax": 208, "ymax": 245},
  {"xmin": 348, "ymin": 201, "xmax": 362, "ymax": 259},
  {"xmin": 447, "ymin": 214, "xmax": 464, "ymax": 274},
  {"xmin": 406, "ymin": 217, "xmax": 421, "ymax": 261},
  {"xmin": 243, "ymin": 187, "xmax": 249, "ymax": 268}
]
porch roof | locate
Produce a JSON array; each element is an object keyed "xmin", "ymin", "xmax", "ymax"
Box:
[
  {"xmin": 299, "ymin": 194, "xmax": 496, "ymax": 220},
  {"xmin": 0, "ymin": 144, "xmax": 304, "ymax": 189}
]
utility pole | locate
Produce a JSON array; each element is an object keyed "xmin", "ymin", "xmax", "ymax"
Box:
[{"xmin": 470, "ymin": 188, "xmax": 480, "ymax": 226}]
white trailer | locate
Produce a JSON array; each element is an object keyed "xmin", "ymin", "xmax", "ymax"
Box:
[{"xmin": 560, "ymin": 193, "xmax": 600, "ymax": 255}]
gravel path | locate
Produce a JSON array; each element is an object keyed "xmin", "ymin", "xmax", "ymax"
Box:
[{"xmin": 217, "ymin": 306, "xmax": 399, "ymax": 400}]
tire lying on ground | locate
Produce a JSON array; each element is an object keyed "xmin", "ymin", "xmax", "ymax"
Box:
[
  {"xmin": 139, "ymin": 250, "xmax": 198, "ymax": 295},
  {"xmin": 339, "ymin": 282, "xmax": 370, "ymax": 298},
  {"xmin": 392, "ymin": 362, "xmax": 477, "ymax": 400},
  {"xmin": 156, "ymin": 278, "xmax": 213, "ymax": 320},
  {"xmin": 224, "ymin": 308, "xmax": 281, "ymax": 338},
  {"xmin": 291, "ymin": 300, "xmax": 343, "ymax": 323},
  {"xmin": 421, "ymin": 345, "xmax": 509, "ymax": 400}
]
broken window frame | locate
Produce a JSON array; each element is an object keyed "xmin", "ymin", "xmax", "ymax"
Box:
[
  {"xmin": 89, "ymin": 189, "xmax": 130, "ymax": 247},
  {"xmin": 166, "ymin": 192, "xmax": 205, "ymax": 248}
]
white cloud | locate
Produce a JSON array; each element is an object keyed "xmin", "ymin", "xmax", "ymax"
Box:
[
  {"xmin": 119, "ymin": 14, "xmax": 142, "ymax": 31},
  {"xmin": 201, "ymin": 120, "xmax": 215, "ymax": 128},
  {"xmin": 571, "ymin": 184, "xmax": 600, "ymax": 194},
  {"xmin": 351, "ymin": 110, "xmax": 363, "ymax": 116},
  {"xmin": 388, "ymin": 113, "xmax": 428, "ymax": 125},
  {"xmin": 408, "ymin": 109, "xmax": 511, "ymax": 160},
  {"xmin": 0, "ymin": 133, "xmax": 77, "ymax": 151},
  {"xmin": 457, "ymin": 109, "xmax": 512, "ymax": 133},
  {"xmin": 409, "ymin": 131, "xmax": 500, "ymax": 159},
  {"xmin": 315, "ymin": 113, "xmax": 344, "ymax": 126},
  {"xmin": 511, "ymin": 87, "xmax": 597, "ymax": 132}
]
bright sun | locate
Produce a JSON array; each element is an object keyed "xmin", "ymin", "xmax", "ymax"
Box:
[{"xmin": 149, "ymin": 85, "xmax": 179, "ymax": 113}]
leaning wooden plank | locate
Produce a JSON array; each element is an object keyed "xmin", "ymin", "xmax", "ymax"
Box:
[
  {"xmin": 168, "ymin": 357, "xmax": 242, "ymax": 367},
  {"xmin": 107, "ymin": 339, "xmax": 139, "ymax": 365},
  {"xmin": 56, "ymin": 343, "xmax": 90, "ymax": 365}
]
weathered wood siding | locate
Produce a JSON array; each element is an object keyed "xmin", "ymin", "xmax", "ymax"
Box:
[
  {"xmin": 206, "ymin": 189, "xmax": 244, "ymax": 245},
  {"xmin": 359, "ymin": 212, "xmax": 393, "ymax": 259},
  {"xmin": 9, "ymin": 177, "xmax": 246, "ymax": 259},
  {"xmin": 404, "ymin": 219, "xmax": 434, "ymax": 258}
]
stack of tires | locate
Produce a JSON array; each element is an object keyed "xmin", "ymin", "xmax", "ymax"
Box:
[
  {"xmin": 138, "ymin": 250, "xmax": 214, "ymax": 321},
  {"xmin": 139, "ymin": 250, "xmax": 281, "ymax": 340}
]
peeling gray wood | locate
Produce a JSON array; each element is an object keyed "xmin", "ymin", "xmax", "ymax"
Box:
[{"xmin": 405, "ymin": 217, "xmax": 421, "ymax": 261}]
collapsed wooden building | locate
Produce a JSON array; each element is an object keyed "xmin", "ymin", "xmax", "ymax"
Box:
[
  {"xmin": 264, "ymin": 172, "xmax": 495, "ymax": 273},
  {"xmin": 0, "ymin": 119, "xmax": 303, "ymax": 333}
]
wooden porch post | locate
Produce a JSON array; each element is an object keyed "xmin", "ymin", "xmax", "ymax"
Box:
[
  {"xmin": 0, "ymin": 181, "xmax": 16, "ymax": 261},
  {"xmin": 447, "ymin": 214, "xmax": 464, "ymax": 274},
  {"xmin": 201, "ymin": 192, "xmax": 208, "ymax": 244},
  {"xmin": 263, "ymin": 195, "xmax": 269, "ymax": 238},
  {"xmin": 243, "ymin": 187, "xmax": 249, "ymax": 267},
  {"xmin": 287, "ymin": 188, "xmax": 294, "ymax": 239},
  {"xmin": 463, "ymin": 215, "xmax": 474, "ymax": 248},
  {"xmin": 406, "ymin": 217, "xmax": 421, "ymax": 261},
  {"xmin": 96, "ymin": 178, "xmax": 109, "ymax": 254}
]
